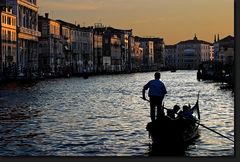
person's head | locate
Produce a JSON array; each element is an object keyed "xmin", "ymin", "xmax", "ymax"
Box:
[
  {"xmin": 173, "ymin": 105, "xmax": 180, "ymax": 112},
  {"xmin": 183, "ymin": 105, "xmax": 190, "ymax": 112},
  {"xmin": 154, "ymin": 72, "xmax": 161, "ymax": 80}
]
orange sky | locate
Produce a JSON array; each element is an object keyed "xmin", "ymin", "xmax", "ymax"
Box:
[{"xmin": 38, "ymin": 0, "xmax": 234, "ymax": 45}]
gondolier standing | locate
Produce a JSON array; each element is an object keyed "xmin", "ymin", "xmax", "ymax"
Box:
[{"xmin": 142, "ymin": 72, "xmax": 167, "ymax": 122}]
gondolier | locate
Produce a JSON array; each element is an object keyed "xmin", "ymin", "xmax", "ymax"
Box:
[{"xmin": 142, "ymin": 72, "xmax": 167, "ymax": 122}]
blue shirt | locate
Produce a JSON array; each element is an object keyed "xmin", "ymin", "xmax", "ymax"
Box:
[{"xmin": 143, "ymin": 79, "xmax": 167, "ymax": 97}]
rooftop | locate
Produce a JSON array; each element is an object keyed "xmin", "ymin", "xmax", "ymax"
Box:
[{"xmin": 178, "ymin": 34, "xmax": 213, "ymax": 46}]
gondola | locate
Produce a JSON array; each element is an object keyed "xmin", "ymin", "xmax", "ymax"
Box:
[{"xmin": 146, "ymin": 98, "xmax": 200, "ymax": 153}]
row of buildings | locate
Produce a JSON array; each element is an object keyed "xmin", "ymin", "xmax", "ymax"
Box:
[
  {"xmin": 0, "ymin": 0, "xmax": 234, "ymax": 81},
  {"xmin": 32, "ymin": 16, "xmax": 165, "ymax": 77},
  {"xmin": 0, "ymin": 0, "xmax": 40, "ymax": 80},
  {"xmin": 165, "ymin": 34, "xmax": 234, "ymax": 70}
]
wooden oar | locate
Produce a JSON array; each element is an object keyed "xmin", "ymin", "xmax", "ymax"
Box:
[
  {"xmin": 141, "ymin": 97, "xmax": 234, "ymax": 143},
  {"xmin": 194, "ymin": 120, "xmax": 234, "ymax": 142}
]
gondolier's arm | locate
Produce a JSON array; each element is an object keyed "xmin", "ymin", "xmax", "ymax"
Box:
[{"xmin": 142, "ymin": 88, "xmax": 147, "ymax": 100}]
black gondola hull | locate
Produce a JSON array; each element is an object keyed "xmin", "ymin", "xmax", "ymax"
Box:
[
  {"xmin": 146, "ymin": 117, "xmax": 199, "ymax": 147},
  {"xmin": 146, "ymin": 100, "xmax": 200, "ymax": 151}
]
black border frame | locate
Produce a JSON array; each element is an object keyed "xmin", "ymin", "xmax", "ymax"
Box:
[{"xmin": 0, "ymin": 0, "xmax": 239, "ymax": 162}]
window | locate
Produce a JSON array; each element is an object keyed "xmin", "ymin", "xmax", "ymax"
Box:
[
  {"xmin": 11, "ymin": 32, "xmax": 16, "ymax": 41},
  {"xmin": 8, "ymin": 31, "xmax": 11, "ymax": 41},
  {"xmin": 12, "ymin": 18, "xmax": 16, "ymax": 26},
  {"xmin": 7, "ymin": 17, "xmax": 11, "ymax": 25}
]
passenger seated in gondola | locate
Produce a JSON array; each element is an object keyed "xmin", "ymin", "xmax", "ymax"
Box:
[
  {"xmin": 167, "ymin": 105, "xmax": 181, "ymax": 119},
  {"xmin": 178, "ymin": 105, "xmax": 193, "ymax": 119}
]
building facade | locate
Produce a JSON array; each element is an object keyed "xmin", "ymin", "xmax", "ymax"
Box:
[
  {"xmin": 214, "ymin": 35, "xmax": 234, "ymax": 64},
  {"xmin": 79, "ymin": 27, "xmax": 93, "ymax": 73},
  {"xmin": 133, "ymin": 40, "xmax": 143, "ymax": 71},
  {"xmin": 57, "ymin": 20, "xmax": 75, "ymax": 76},
  {"xmin": 149, "ymin": 38, "xmax": 165, "ymax": 69},
  {"xmin": 121, "ymin": 31, "xmax": 132, "ymax": 72},
  {"xmin": 128, "ymin": 35, "xmax": 135, "ymax": 72},
  {"xmin": 109, "ymin": 33, "xmax": 121, "ymax": 72},
  {"xmin": 38, "ymin": 13, "xmax": 63, "ymax": 77},
  {"xmin": 0, "ymin": 5, "xmax": 17, "ymax": 79},
  {"xmin": 135, "ymin": 36, "xmax": 155, "ymax": 70},
  {"xmin": 7, "ymin": 0, "xmax": 41, "ymax": 79},
  {"xmin": 93, "ymin": 24, "xmax": 104, "ymax": 73},
  {"xmin": 103, "ymin": 27, "xmax": 133, "ymax": 73},
  {"xmin": 71, "ymin": 24, "xmax": 81, "ymax": 75},
  {"xmin": 176, "ymin": 35, "xmax": 212, "ymax": 70},
  {"xmin": 165, "ymin": 45, "xmax": 177, "ymax": 69}
]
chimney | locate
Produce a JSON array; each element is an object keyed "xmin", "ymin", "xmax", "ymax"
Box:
[{"xmin": 45, "ymin": 13, "xmax": 49, "ymax": 19}]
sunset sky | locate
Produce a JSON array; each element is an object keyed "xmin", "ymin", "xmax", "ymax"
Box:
[{"xmin": 38, "ymin": 0, "xmax": 234, "ymax": 45}]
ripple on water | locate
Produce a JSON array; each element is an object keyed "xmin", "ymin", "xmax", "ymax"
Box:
[{"xmin": 0, "ymin": 71, "xmax": 234, "ymax": 156}]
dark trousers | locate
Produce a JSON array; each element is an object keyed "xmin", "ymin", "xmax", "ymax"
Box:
[{"xmin": 150, "ymin": 96, "xmax": 164, "ymax": 121}]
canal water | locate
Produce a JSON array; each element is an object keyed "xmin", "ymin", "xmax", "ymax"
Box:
[{"xmin": 0, "ymin": 71, "xmax": 234, "ymax": 156}]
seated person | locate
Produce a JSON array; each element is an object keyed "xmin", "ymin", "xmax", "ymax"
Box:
[
  {"xmin": 167, "ymin": 105, "xmax": 181, "ymax": 119},
  {"xmin": 178, "ymin": 105, "xmax": 193, "ymax": 118}
]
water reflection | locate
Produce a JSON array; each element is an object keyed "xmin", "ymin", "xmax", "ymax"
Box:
[{"xmin": 0, "ymin": 71, "xmax": 234, "ymax": 156}]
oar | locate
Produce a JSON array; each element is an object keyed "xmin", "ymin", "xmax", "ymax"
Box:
[
  {"xmin": 194, "ymin": 120, "xmax": 234, "ymax": 142},
  {"xmin": 140, "ymin": 97, "xmax": 234, "ymax": 143}
]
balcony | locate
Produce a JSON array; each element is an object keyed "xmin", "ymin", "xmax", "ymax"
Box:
[{"xmin": 19, "ymin": 27, "xmax": 41, "ymax": 37}]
